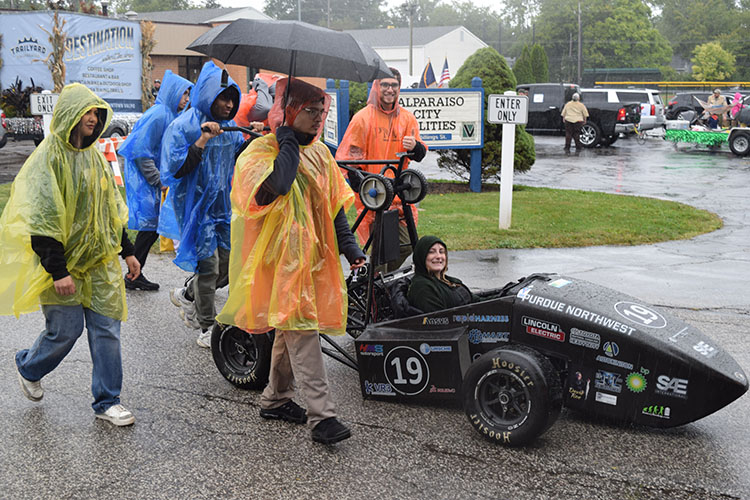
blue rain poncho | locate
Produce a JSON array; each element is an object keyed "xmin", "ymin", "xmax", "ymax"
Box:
[
  {"xmin": 0, "ymin": 83, "xmax": 130, "ymax": 321},
  {"xmin": 118, "ymin": 70, "xmax": 192, "ymax": 231},
  {"xmin": 158, "ymin": 61, "xmax": 245, "ymax": 272}
]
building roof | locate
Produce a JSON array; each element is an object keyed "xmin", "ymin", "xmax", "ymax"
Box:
[
  {"xmin": 345, "ymin": 26, "xmax": 461, "ymax": 48},
  {"xmin": 133, "ymin": 7, "xmax": 270, "ymax": 25}
]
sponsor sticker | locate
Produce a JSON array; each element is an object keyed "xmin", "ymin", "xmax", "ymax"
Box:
[
  {"xmin": 595, "ymin": 370, "xmax": 623, "ymax": 393},
  {"xmin": 655, "ymin": 375, "xmax": 688, "ymax": 399},
  {"xmin": 522, "ymin": 316, "xmax": 565, "ymax": 342},
  {"xmin": 363, "ymin": 380, "xmax": 395, "ymax": 396},
  {"xmin": 467, "ymin": 328, "xmax": 510, "ymax": 344},
  {"xmin": 422, "ymin": 316, "xmax": 449, "ymax": 325},
  {"xmin": 429, "ymin": 385, "xmax": 457, "ymax": 394},
  {"xmin": 595, "ymin": 392, "xmax": 618, "ymax": 406},
  {"xmin": 626, "ymin": 372, "xmax": 647, "ymax": 393},
  {"xmin": 548, "ymin": 278, "xmax": 572, "ymax": 288},
  {"xmin": 596, "ymin": 355, "xmax": 634, "ymax": 370},
  {"xmin": 642, "ymin": 404, "xmax": 670, "ymax": 419},
  {"xmin": 419, "ymin": 343, "xmax": 452, "ymax": 355},
  {"xmin": 452, "ymin": 314, "xmax": 509, "ymax": 323},
  {"xmin": 569, "ymin": 328, "xmax": 601, "ymax": 349},
  {"xmin": 603, "ymin": 341, "xmax": 620, "ymax": 357},
  {"xmin": 693, "ymin": 341, "xmax": 718, "ymax": 358},
  {"xmin": 358, "ymin": 344, "xmax": 384, "ymax": 356}
]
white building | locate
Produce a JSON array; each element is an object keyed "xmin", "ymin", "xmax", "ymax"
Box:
[{"xmin": 345, "ymin": 25, "xmax": 488, "ymax": 87}]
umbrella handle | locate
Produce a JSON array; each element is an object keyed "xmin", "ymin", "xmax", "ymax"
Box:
[{"xmin": 200, "ymin": 125, "xmax": 267, "ymax": 138}]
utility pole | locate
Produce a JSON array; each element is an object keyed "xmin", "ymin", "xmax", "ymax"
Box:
[
  {"xmin": 327, "ymin": 0, "xmax": 330, "ymax": 28},
  {"xmin": 577, "ymin": 0, "xmax": 582, "ymax": 85},
  {"xmin": 298, "ymin": 0, "xmax": 302, "ymax": 22},
  {"xmin": 408, "ymin": 1, "xmax": 416, "ymax": 76}
]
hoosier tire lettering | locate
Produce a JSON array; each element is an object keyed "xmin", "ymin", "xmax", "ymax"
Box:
[
  {"xmin": 462, "ymin": 345, "xmax": 562, "ymax": 446},
  {"xmin": 211, "ymin": 324, "xmax": 273, "ymax": 390}
]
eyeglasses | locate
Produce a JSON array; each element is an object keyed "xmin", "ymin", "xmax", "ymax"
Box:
[
  {"xmin": 379, "ymin": 82, "xmax": 399, "ymax": 89},
  {"xmin": 302, "ymin": 107, "xmax": 325, "ymax": 119}
]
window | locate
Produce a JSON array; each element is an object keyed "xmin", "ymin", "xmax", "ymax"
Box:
[
  {"xmin": 617, "ymin": 91, "xmax": 648, "ymax": 104},
  {"xmin": 582, "ymin": 91, "xmax": 607, "ymax": 103}
]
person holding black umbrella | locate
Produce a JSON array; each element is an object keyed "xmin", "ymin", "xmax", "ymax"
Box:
[{"xmin": 217, "ymin": 78, "xmax": 366, "ymax": 445}]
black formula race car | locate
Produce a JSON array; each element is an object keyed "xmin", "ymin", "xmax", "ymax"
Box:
[{"xmin": 210, "ymin": 152, "xmax": 748, "ymax": 446}]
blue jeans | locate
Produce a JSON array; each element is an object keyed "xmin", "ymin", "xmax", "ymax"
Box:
[{"xmin": 15, "ymin": 304, "xmax": 123, "ymax": 414}]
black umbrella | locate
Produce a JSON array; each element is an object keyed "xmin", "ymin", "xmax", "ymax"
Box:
[{"xmin": 186, "ymin": 19, "xmax": 392, "ymax": 83}]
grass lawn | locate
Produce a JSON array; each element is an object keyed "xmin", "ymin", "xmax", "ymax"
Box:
[{"xmin": 1, "ymin": 182, "xmax": 722, "ymax": 251}]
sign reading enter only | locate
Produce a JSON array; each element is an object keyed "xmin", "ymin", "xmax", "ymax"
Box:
[{"xmin": 487, "ymin": 94, "xmax": 528, "ymax": 125}]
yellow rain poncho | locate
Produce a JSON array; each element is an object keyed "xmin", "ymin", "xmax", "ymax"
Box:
[
  {"xmin": 217, "ymin": 87, "xmax": 354, "ymax": 334},
  {"xmin": 0, "ymin": 83, "xmax": 129, "ymax": 321}
]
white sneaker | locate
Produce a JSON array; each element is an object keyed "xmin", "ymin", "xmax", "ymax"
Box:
[
  {"xmin": 180, "ymin": 308, "xmax": 202, "ymax": 330},
  {"xmin": 96, "ymin": 404, "xmax": 135, "ymax": 426},
  {"xmin": 170, "ymin": 287, "xmax": 195, "ymax": 316},
  {"xmin": 197, "ymin": 329, "xmax": 212, "ymax": 349},
  {"xmin": 16, "ymin": 367, "xmax": 43, "ymax": 402}
]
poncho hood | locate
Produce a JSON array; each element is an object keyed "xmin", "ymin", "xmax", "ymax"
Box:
[
  {"xmin": 190, "ymin": 61, "xmax": 241, "ymax": 121},
  {"xmin": 154, "ymin": 69, "xmax": 193, "ymax": 114},
  {"xmin": 51, "ymin": 83, "xmax": 112, "ymax": 150}
]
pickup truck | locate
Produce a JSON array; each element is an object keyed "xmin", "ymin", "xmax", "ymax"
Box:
[{"xmin": 516, "ymin": 83, "xmax": 641, "ymax": 147}]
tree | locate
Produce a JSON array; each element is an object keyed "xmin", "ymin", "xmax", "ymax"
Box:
[
  {"xmin": 534, "ymin": 0, "xmax": 672, "ymax": 82},
  {"xmin": 428, "ymin": 1, "xmax": 506, "ymax": 51},
  {"xmin": 513, "ymin": 44, "xmax": 534, "ymax": 84},
  {"xmin": 436, "ymin": 47, "xmax": 535, "ymax": 183},
  {"xmin": 717, "ymin": 6, "xmax": 750, "ymax": 80},
  {"xmin": 691, "ymin": 41, "xmax": 736, "ymax": 81},
  {"xmin": 530, "ymin": 43, "xmax": 549, "ymax": 82},
  {"xmin": 118, "ymin": 0, "xmax": 191, "ymax": 13},
  {"xmin": 388, "ymin": 0, "xmax": 439, "ymax": 27},
  {"xmin": 264, "ymin": 0, "xmax": 389, "ymax": 29},
  {"xmin": 654, "ymin": 0, "xmax": 739, "ymax": 59}
]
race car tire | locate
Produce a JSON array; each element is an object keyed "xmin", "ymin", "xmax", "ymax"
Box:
[
  {"xmin": 579, "ymin": 122, "xmax": 601, "ymax": 148},
  {"xmin": 211, "ymin": 323, "xmax": 272, "ymax": 390},
  {"xmin": 359, "ymin": 174, "xmax": 395, "ymax": 212},
  {"xmin": 396, "ymin": 169, "xmax": 428, "ymax": 204},
  {"xmin": 463, "ymin": 345, "xmax": 562, "ymax": 446},
  {"xmin": 729, "ymin": 132, "xmax": 750, "ymax": 157}
]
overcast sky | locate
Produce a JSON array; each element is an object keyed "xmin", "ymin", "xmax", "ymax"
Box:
[{"xmin": 221, "ymin": 0, "xmax": 501, "ymax": 16}]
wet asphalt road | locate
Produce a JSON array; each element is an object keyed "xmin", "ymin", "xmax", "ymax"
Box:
[{"xmin": 0, "ymin": 134, "xmax": 748, "ymax": 500}]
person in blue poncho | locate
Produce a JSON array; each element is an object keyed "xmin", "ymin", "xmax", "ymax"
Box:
[
  {"xmin": 159, "ymin": 61, "xmax": 247, "ymax": 348},
  {"xmin": 118, "ymin": 70, "xmax": 192, "ymax": 291}
]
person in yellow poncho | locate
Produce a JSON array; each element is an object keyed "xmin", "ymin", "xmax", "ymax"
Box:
[
  {"xmin": 0, "ymin": 83, "xmax": 140, "ymax": 427},
  {"xmin": 217, "ymin": 78, "xmax": 365, "ymax": 445}
]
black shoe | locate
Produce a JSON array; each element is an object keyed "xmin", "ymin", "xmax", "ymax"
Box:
[
  {"xmin": 124, "ymin": 273, "xmax": 160, "ymax": 291},
  {"xmin": 311, "ymin": 417, "xmax": 351, "ymax": 444},
  {"xmin": 259, "ymin": 400, "xmax": 308, "ymax": 424}
]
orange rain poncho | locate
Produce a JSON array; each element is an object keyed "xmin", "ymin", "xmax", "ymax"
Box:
[
  {"xmin": 0, "ymin": 83, "xmax": 129, "ymax": 320},
  {"xmin": 335, "ymin": 78, "xmax": 425, "ymax": 244},
  {"xmin": 217, "ymin": 79, "xmax": 354, "ymax": 335}
]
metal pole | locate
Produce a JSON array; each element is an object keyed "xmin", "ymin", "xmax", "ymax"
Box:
[
  {"xmin": 327, "ymin": 0, "xmax": 330, "ymax": 28},
  {"xmin": 577, "ymin": 0, "xmax": 582, "ymax": 85},
  {"xmin": 409, "ymin": 3, "xmax": 414, "ymax": 76},
  {"xmin": 298, "ymin": 0, "xmax": 301, "ymax": 21}
]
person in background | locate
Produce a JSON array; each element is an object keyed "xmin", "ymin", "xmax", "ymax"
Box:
[
  {"xmin": 407, "ymin": 235, "xmax": 474, "ymax": 313},
  {"xmin": 152, "ymin": 79, "xmax": 161, "ymax": 97},
  {"xmin": 217, "ymin": 78, "xmax": 365, "ymax": 445},
  {"xmin": 335, "ymin": 67, "xmax": 427, "ymax": 271},
  {"xmin": 234, "ymin": 73, "xmax": 277, "ymax": 138},
  {"xmin": 159, "ymin": 61, "xmax": 246, "ymax": 348},
  {"xmin": 730, "ymin": 92, "xmax": 746, "ymax": 127},
  {"xmin": 561, "ymin": 92, "xmax": 588, "ymax": 151},
  {"xmin": 707, "ymin": 88, "xmax": 728, "ymax": 127},
  {"xmin": 0, "ymin": 83, "xmax": 140, "ymax": 426},
  {"xmin": 118, "ymin": 70, "xmax": 193, "ymax": 291}
]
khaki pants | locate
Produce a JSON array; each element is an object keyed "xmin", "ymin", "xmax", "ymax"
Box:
[{"xmin": 260, "ymin": 330, "xmax": 336, "ymax": 427}]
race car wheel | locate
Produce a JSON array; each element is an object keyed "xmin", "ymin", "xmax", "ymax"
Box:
[
  {"xmin": 211, "ymin": 323, "xmax": 272, "ymax": 390},
  {"xmin": 359, "ymin": 174, "xmax": 394, "ymax": 211},
  {"xmin": 395, "ymin": 169, "xmax": 428, "ymax": 204},
  {"xmin": 463, "ymin": 345, "xmax": 562, "ymax": 446},
  {"xmin": 579, "ymin": 122, "xmax": 601, "ymax": 148},
  {"xmin": 729, "ymin": 132, "xmax": 750, "ymax": 157}
]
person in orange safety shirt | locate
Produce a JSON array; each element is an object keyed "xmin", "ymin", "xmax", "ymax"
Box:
[{"xmin": 335, "ymin": 67, "xmax": 427, "ymax": 271}]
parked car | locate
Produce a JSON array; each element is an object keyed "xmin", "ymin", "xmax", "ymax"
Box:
[
  {"xmin": 582, "ymin": 88, "xmax": 665, "ymax": 132},
  {"xmin": 517, "ymin": 83, "xmax": 641, "ymax": 147}
]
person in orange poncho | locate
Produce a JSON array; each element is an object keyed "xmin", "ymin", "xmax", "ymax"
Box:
[
  {"xmin": 335, "ymin": 67, "xmax": 427, "ymax": 271},
  {"xmin": 234, "ymin": 73, "xmax": 278, "ymax": 138},
  {"xmin": 217, "ymin": 78, "xmax": 365, "ymax": 445}
]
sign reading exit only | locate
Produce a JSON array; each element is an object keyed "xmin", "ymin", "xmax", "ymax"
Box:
[{"xmin": 487, "ymin": 94, "xmax": 528, "ymax": 125}]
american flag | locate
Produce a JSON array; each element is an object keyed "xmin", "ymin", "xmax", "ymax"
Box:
[{"xmin": 439, "ymin": 57, "xmax": 450, "ymax": 87}]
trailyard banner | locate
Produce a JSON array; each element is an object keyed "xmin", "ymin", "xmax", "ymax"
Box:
[
  {"xmin": 0, "ymin": 11, "xmax": 142, "ymax": 112},
  {"xmin": 398, "ymin": 88, "xmax": 484, "ymax": 149}
]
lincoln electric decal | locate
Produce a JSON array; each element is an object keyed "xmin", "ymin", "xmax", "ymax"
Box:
[{"xmin": 0, "ymin": 11, "xmax": 142, "ymax": 112}]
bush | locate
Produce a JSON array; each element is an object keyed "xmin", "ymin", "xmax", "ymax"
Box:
[{"xmin": 437, "ymin": 47, "xmax": 535, "ymax": 182}]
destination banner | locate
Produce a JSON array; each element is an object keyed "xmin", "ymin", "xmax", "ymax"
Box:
[{"xmin": 0, "ymin": 11, "xmax": 142, "ymax": 112}]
